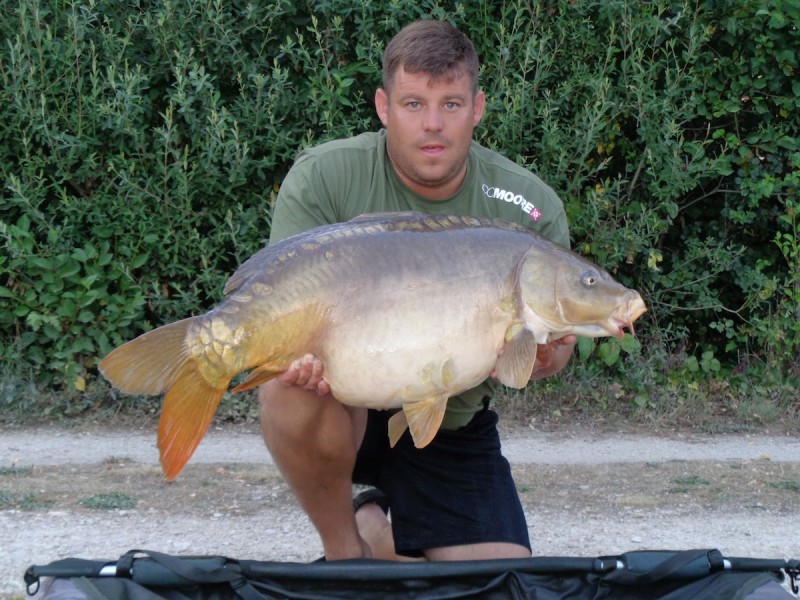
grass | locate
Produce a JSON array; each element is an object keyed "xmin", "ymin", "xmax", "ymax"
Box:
[
  {"xmin": 0, "ymin": 467, "xmax": 32, "ymax": 477},
  {"xmin": 769, "ymin": 480, "xmax": 800, "ymax": 493},
  {"xmin": 79, "ymin": 493, "xmax": 138, "ymax": 510},
  {"xmin": 671, "ymin": 476, "xmax": 711, "ymax": 487},
  {"xmin": 0, "ymin": 489, "xmax": 54, "ymax": 511},
  {"xmin": 666, "ymin": 475, "xmax": 711, "ymax": 494}
]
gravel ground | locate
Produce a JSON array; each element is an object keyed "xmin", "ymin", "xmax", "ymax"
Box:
[{"xmin": 2, "ymin": 424, "xmax": 799, "ymax": 599}]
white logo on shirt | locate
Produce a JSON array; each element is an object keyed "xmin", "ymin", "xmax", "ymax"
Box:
[{"xmin": 481, "ymin": 184, "xmax": 542, "ymax": 221}]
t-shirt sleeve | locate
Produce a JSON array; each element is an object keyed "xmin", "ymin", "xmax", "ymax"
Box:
[
  {"xmin": 268, "ymin": 153, "xmax": 340, "ymax": 244},
  {"xmin": 534, "ymin": 185, "xmax": 570, "ymax": 250},
  {"xmin": 514, "ymin": 175, "xmax": 570, "ymax": 250}
]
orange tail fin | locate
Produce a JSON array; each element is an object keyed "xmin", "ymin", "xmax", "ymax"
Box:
[
  {"xmin": 99, "ymin": 317, "xmax": 226, "ymax": 480},
  {"xmin": 99, "ymin": 318, "xmax": 195, "ymax": 395},
  {"xmin": 158, "ymin": 366, "xmax": 225, "ymax": 480}
]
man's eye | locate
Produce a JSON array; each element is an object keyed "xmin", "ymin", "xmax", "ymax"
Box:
[
  {"xmin": 407, "ymin": 101, "xmax": 421, "ymax": 109},
  {"xmin": 445, "ymin": 102, "xmax": 459, "ymax": 110}
]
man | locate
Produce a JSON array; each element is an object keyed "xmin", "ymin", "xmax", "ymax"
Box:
[{"xmin": 258, "ymin": 19, "xmax": 576, "ymax": 562}]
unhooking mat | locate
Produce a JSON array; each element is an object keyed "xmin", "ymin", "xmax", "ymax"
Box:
[{"xmin": 25, "ymin": 548, "xmax": 800, "ymax": 599}]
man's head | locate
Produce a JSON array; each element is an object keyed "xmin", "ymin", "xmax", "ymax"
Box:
[
  {"xmin": 382, "ymin": 20, "xmax": 480, "ymax": 97},
  {"xmin": 376, "ymin": 21, "xmax": 485, "ymax": 200}
]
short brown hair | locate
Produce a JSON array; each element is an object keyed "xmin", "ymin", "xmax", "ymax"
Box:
[{"xmin": 382, "ymin": 20, "xmax": 480, "ymax": 96}]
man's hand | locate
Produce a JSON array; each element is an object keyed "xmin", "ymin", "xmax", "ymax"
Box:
[
  {"xmin": 277, "ymin": 353, "xmax": 331, "ymax": 396},
  {"xmin": 529, "ymin": 335, "xmax": 576, "ymax": 381}
]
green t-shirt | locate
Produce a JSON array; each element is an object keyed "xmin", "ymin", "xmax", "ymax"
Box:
[{"xmin": 269, "ymin": 130, "xmax": 569, "ymax": 429}]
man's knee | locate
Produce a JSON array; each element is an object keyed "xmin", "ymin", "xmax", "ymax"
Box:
[
  {"xmin": 258, "ymin": 381, "xmax": 296, "ymax": 438},
  {"xmin": 257, "ymin": 379, "xmax": 283, "ymax": 413},
  {"xmin": 258, "ymin": 381, "xmax": 365, "ymax": 461}
]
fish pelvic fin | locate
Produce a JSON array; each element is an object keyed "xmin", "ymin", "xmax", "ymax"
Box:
[
  {"xmin": 230, "ymin": 361, "xmax": 291, "ymax": 393},
  {"xmin": 495, "ymin": 324, "xmax": 538, "ymax": 388},
  {"xmin": 390, "ymin": 395, "xmax": 448, "ymax": 449},
  {"xmin": 99, "ymin": 318, "xmax": 196, "ymax": 395},
  {"xmin": 158, "ymin": 367, "xmax": 226, "ymax": 481},
  {"xmin": 387, "ymin": 410, "xmax": 409, "ymax": 448}
]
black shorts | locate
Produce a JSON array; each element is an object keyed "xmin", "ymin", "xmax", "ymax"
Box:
[{"xmin": 352, "ymin": 403, "xmax": 530, "ymax": 557}]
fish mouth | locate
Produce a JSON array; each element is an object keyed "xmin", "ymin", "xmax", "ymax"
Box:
[{"xmin": 608, "ymin": 294, "xmax": 647, "ymax": 338}]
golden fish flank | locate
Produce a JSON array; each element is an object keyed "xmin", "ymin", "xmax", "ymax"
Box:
[
  {"xmin": 99, "ymin": 211, "xmax": 646, "ymax": 481},
  {"xmin": 188, "ymin": 317, "xmax": 243, "ymax": 383}
]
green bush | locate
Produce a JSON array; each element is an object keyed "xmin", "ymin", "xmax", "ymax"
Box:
[{"xmin": 1, "ymin": 0, "xmax": 797, "ymax": 416}]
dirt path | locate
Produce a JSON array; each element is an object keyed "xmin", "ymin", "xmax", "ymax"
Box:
[{"xmin": 2, "ymin": 425, "xmax": 799, "ymax": 599}]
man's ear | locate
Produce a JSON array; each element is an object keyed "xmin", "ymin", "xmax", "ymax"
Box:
[
  {"xmin": 473, "ymin": 90, "xmax": 486, "ymax": 127},
  {"xmin": 375, "ymin": 88, "xmax": 389, "ymax": 127}
]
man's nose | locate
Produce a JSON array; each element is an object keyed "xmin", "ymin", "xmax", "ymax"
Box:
[{"xmin": 423, "ymin": 107, "xmax": 444, "ymax": 132}]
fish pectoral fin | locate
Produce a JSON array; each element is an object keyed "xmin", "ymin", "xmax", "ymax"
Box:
[
  {"xmin": 158, "ymin": 363, "xmax": 227, "ymax": 481},
  {"xmin": 495, "ymin": 326, "xmax": 538, "ymax": 388},
  {"xmin": 392, "ymin": 395, "xmax": 449, "ymax": 449},
  {"xmin": 230, "ymin": 361, "xmax": 290, "ymax": 393}
]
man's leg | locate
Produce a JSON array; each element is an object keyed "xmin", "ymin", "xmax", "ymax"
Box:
[
  {"xmin": 260, "ymin": 371, "xmax": 530, "ymax": 562},
  {"xmin": 376, "ymin": 407, "xmax": 532, "ymax": 562},
  {"xmin": 258, "ymin": 379, "xmax": 370, "ymax": 559},
  {"xmin": 354, "ymin": 501, "xmax": 412, "ymax": 560},
  {"xmin": 353, "ymin": 497, "xmax": 528, "ymax": 561},
  {"xmin": 425, "ymin": 542, "xmax": 530, "ymax": 561}
]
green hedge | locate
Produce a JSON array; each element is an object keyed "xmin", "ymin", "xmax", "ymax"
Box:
[{"xmin": 1, "ymin": 0, "xmax": 797, "ymax": 405}]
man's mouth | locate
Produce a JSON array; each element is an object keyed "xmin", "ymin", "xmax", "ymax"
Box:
[{"xmin": 420, "ymin": 144, "xmax": 446, "ymax": 157}]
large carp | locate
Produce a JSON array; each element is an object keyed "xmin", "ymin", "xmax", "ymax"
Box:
[{"xmin": 100, "ymin": 212, "xmax": 646, "ymax": 480}]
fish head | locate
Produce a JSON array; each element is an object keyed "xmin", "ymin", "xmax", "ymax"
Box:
[{"xmin": 518, "ymin": 243, "xmax": 647, "ymax": 340}]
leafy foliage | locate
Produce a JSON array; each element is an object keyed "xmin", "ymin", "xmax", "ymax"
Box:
[{"xmin": 1, "ymin": 0, "xmax": 797, "ymax": 418}]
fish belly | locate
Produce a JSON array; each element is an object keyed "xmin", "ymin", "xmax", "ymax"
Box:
[{"xmin": 319, "ymin": 288, "xmax": 511, "ymax": 409}]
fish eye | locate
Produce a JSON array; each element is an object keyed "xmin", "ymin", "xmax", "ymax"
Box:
[{"xmin": 581, "ymin": 270, "xmax": 598, "ymax": 287}]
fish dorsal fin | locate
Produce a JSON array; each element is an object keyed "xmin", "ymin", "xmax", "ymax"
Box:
[
  {"xmin": 348, "ymin": 210, "xmax": 423, "ymax": 223},
  {"xmin": 388, "ymin": 395, "xmax": 448, "ymax": 448},
  {"xmin": 495, "ymin": 324, "xmax": 538, "ymax": 388}
]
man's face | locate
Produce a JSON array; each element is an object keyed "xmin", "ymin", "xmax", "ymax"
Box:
[{"xmin": 375, "ymin": 67, "xmax": 485, "ymax": 200}]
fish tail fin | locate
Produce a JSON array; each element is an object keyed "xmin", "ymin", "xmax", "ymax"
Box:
[
  {"xmin": 99, "ymin": 317, "xmax": 227, "ymax": 480},
  {"xmin": 158, "ymin": 367, "xmax": 226, "ymax": 481},
  {"xmin": 99, "ymin": 318, "xmax": 196, "ymax": 396}
]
